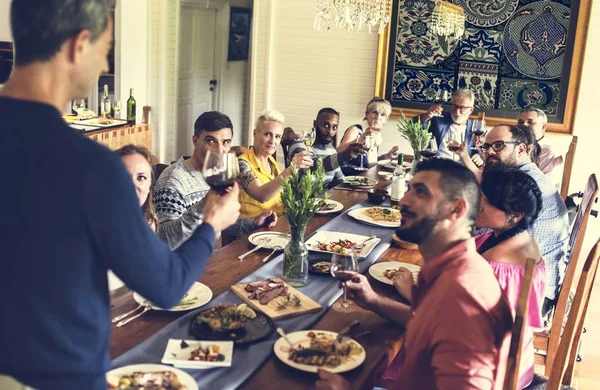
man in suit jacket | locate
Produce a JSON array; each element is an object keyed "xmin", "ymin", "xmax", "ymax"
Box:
[{"xmin": 417, "ymin": 88, "xmax": 477, "ymax": 159}]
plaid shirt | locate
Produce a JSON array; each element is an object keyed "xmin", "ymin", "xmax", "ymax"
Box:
[{"xmin": 519, "ymin": 162, "xmax": 570, "ymax": 300}]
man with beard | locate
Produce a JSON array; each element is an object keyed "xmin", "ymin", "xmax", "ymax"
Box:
[
  {"xmin": 287, "ymin": 107, "xmax": 365, "ymax": 186},
  {"xmin": 417, "ymin": 88, "xmax": 477, "ymax": 159},
  {"xmin": 467, "ymin": 124, "xmax": 569, "ymax": 315},
  {"xmin": 314, "ymin": 159, "xmax": 512, "ymax": 390}
]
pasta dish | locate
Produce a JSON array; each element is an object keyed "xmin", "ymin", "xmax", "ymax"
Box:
[{"xmin": 363, "ymin": 207, "xmax": 400, "ymax": 223}]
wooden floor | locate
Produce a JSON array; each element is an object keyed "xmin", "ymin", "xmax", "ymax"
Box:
[{"xmin": 544, "ymin": 216, "xmax": 600, "ymax": 389}]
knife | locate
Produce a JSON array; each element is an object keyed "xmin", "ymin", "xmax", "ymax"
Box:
[{"xmin": 337, "ymin": 320, "xmax": 360, "ymax": 343}]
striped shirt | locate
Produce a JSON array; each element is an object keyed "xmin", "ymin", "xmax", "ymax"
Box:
[{"xmin": 287, "ymin": 140, "xmax": 344, "ymax": 185}]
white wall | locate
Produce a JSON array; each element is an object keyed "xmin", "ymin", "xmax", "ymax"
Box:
[
  {"xmin": 0, "ymin": 0, "xmax": 11, "ymax": 42},
  {"xmin": 250, "ymin": 0, "xmax": 598, "ymax": 195},
  {"xmin": 223, "ymin": 61, "xmax": 249, "ymax": 146}
]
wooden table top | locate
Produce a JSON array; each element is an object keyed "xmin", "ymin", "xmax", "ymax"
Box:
[{"xmin": 109, "ymin": 166, "xmax": 423, "ymax": 389}]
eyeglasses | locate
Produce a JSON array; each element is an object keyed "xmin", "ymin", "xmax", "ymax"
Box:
[
  {"xmin": 479, "ymin": 140, "xmax": 519, "ymax": 153},
  {"xmin": 450, "ymin": 104, "xmax": 473, "ymax": 112}
]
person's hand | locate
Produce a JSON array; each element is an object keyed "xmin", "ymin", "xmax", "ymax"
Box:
[
  {"xmin": 315, "ymin": 369, "xmax": 352, "ymax": 390},
  {"xmin": 253, "ymin": 210, "xmax": 277, "ymax": 229},
  {"xmin": 424, "ymin": 104, "xmax": 443, "ymax": 120},
  {"xmin": 454, "ymin": 142, "xmax": 469, "ymax": 159},
  {"xmin": 202, "ymin": 183, "xmax": 241, "ymax": 233},
  {"xmin": 392, "ymin": 267, "xmax": 415, "ymax": 302},
  {"xmin": 472, "ymin": 153, "xmax": 485, "ymax": 168},
  {"xmin": 363, "ymin": 126, "xmax": 381, "ymax": 137},
  {"xmin": 343, "ymin": 273, "xmax": 379, "ymax": 311},
  {"xmin": 290, "ymin": 151, "xmax": 313, "ymax": 170},
  {"xmin": 340, "ymin": 143, "xmax": 366, "ymax": 162},
  {"xmin": 473, "ymin": 135, "xmax": 484, "ymax": 146},
  {"xmin": 384, "ymin": 146, "xmax": 399, "ymax": 160}
]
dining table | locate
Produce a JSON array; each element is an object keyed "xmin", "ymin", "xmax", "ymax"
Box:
[{"xmin": 109, "ymin": 165, "xmax": 423, "ymax": 389}]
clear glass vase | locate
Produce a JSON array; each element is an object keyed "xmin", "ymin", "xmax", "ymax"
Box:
[{"xmin": 282, "ymin": 222, "xmax": 309, "ymax": 287}]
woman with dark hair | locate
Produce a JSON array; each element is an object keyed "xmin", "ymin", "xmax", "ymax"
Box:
[
  {"xmin": 476, "ymin": 166, "xmax": 546, "ymax": 389},
  {"xmin": 116, "ymin": 144, "xmax": 159, "ymax": 231}
]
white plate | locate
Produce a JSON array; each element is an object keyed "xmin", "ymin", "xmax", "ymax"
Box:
[
  {"xmin": 106, "ymin": 363, "xmax": 198, "ymax": 390},
  {"xmin": 342, "ymin": 176, "xmax": 378, "ymax": 187},
  {"xmin": 161, "ymin": 339, "xmax": 234, "ymax": 369},
  {"xmin": 273, "ymin": 330, "xmax": 365, "ymax": 374},
  {"xmin": 377, "ymin": 159, "xmax": 412, "ymax": 171},
  {"xmin": 315, "ymin": 198, "xmax": 344, "ymax": 214},
  {"xmin": 369, "ymin": 261, "xmax": 421, "ymax": 286},
  {"xmin": 133, "ymin": 282, "xmax": 213, "ymax": 312},
  {"xmin": 305, "ymin": 231, "xmax": 381, "ymax": 258},
  {"xmin": 347, "ymin": 207, "xmax": 401, "ymax": 228},
  {"xmin": 248, "ymin": 231, "xmax": 291, "ymax": 249}
]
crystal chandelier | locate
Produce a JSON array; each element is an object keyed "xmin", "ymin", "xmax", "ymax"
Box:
[
  {"xmin": 314, "ymin": 0, "xmax": 392, "ymax": 34},
  {"xmin": 430, "ymin": 1, "xmax": 466, "ymax": 40}
]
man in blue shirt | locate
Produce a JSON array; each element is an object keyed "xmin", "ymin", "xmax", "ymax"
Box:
[{"xmin": 0, "ymin": 1, "xmax": 240, "ymax": 388}]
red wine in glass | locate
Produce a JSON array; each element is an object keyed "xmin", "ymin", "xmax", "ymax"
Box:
[
  {"xmin": 205, "ymin": 174, "xmax": 236, "ymax": 193},
  {"xmin": 420, "ymin": 150, "xmax": 437, "ymax": 159},
  {"xmin": 448, "ymin": 144, "xmax": 461, "ymax": 152},
  {"xmin": 472, "ymin": 129, "xmax": 485, "ymax": 137},
  {"xmin": 331, "ymin": 269, "xmax": 354, "ymax": 282},
  {"xmin": 202, "ymin": 151, "xmax": 239, "ymax": 194}
]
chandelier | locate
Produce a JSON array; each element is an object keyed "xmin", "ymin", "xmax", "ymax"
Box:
[
  {"xmin": 430, "ymin": 1, "xmax": 466, "ymax": 40},
  {"xmin": 314, "ymin": 0, "xmax": 392, "ymax": 34}
]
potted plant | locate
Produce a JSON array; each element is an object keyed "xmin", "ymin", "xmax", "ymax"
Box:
[
  {"xmin": 280, "ymin": 159, "xmax": 327, "ymax": 286},
  {"xmin": 397, "ymin": 111, "xmax": 431, "ymax": 172}
]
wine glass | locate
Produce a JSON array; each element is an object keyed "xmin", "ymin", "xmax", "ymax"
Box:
[
  {"xmin": 330, "ymin": 246, "xmax": 359, "ymax": 313},
  {"xmin": 72, "ymin": 99, "xmax": 86, "ymax": 116},
  {"xmin": 434, "ymin": 89, "xmax": 450, "ymax": 117},
  {"xmin": 354, "ymin": 134, "xmax": 372, "ymax": 172},
  {"xmin": 446, "ymin": 130, "xmax": 464, "ymax": 161},
  {"xmin": 302, "ymin": 127, "xmax": 316, "ymax": 148},
  {"xmin": 113, "ymin": 101, "xmax": 122, "ymax": 119},
  {"xmin": 202, "ymin": 151, "xmax": 239, "ymax": 194},
  {"xmin": 471, "ymin": 119, "xmax": 486, "ymax": 151},
  {"xmin": 420, "ymin": 137, "xmax": 438, "ymax": 160}
]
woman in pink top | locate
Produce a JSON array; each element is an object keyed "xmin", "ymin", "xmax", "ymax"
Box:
[{"xmin": 475, "ymin": 167, "xmax": 546, "ymax": 389}]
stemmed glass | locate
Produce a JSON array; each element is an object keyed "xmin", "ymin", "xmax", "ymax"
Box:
[
  {"xmin": 354, "ymin": 134, "xmax": 373, "ymax": 172},
  {"xmin": 330, "ymin": 246, "xmax": 359, "ymax": 313},
  {"xmin": 302, "ymin": 127, "xmax": 316, "ymax": 148},
  {"xmin": 471, "ymin": 119, "xmax": 486, "ymax": 151},
  {"xmin": 446, "ymin": 130, "xmax": 465, "ymax": 161},
  {"xmin": 434, "ymin": 89, "xmax": 450, "ymax": 117},
  {"xmin": 202, "ymin": 151, "xmax": 239, "ymax": 194},
  {"xmin": 113, "ymin": 101, "xmax": 122, "ymax": 119},
  {"xmin": 420, "ymin": 137, "xmax": 438, "ymax": 160},
  {"xmin": 72, "ymin": 99, "xmax": 86, "ymax": 116}
]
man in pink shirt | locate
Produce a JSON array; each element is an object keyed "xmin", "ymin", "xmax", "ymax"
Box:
[{"xmin": 316, "ymin": 158, "xmax": 513, "ymax": 390}]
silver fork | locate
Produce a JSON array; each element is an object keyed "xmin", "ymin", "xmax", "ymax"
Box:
[
  {"xmin": 115, "ymin": 302, "xmax": 152, "ymax": 328},
  {"xmin": 111, "ymin": 300, "xmax": 148, "ymax": 324},
  {"xmin": 262, "ymin": 246, "xmax": 282, "ymax": 263},
  {"xmin": 238, "ymin": 238, "xmax": 271, "ymax": 261}
]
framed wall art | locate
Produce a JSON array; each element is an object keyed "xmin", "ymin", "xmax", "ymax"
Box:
[
  {"xmin": 375, "ymin": 0, "xmax": 593, "ymax": 133},
  {"xmin": 228, "ymin": 7, "xmax": 252, "ymax": 62}
]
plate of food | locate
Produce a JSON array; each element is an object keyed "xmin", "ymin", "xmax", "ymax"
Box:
[
  {"xmin": 369, "ymin": 261, "xmax": 421, "ymax": 286},
  {"xmin": 161, "ymin": 339, "xmax": 234, "ymax": 369},
  {"xmin": 305, "ymin": 231, "xmax": 381, "ymax": 259},
  {"xmin": 309, "ymin": 258, "xmax": 332, "ymax": 276},
  {"xmin": 133, "ymin": 282, "xmax": 213, "ymax": 312},
  {"xmin": 248, "ymin": 231, "xmax": 291, "ymax": 250},
  {"xmin": 342, "ymin": 176, "xmax": 378, "ymax": 188},
  {"xmin": 274, "ymin": 330, "xmax": 365, "ymax": 374},
  {"xmin": 189, "ymin": 303, "xmax": 274, "ymax": 344},
  {"xmin": 73, "ymin": 117, "xmax": 129, "ymax": 128},
  {"xmin": 348, "ymin": 207, "xmax": 401, "ymax": 228},
  {"xmin": 314, "ymin": 198, "xmax": 344, "ymax": 214},
  {"xmin": 106, "ymin": 363, "xmax": 197, "ymax": 390},
  {"xmin": 377, "ymin": 159, "xmax": 412, "ymax": 171}
]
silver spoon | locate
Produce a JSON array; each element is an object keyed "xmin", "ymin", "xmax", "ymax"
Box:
[
  {"xmin": 277, "ymin": 327, "xmax": 293, "ymax": 348},
  {"xmin": 262, "ymin": 246, "xmax": 282, "ymax": 263}
]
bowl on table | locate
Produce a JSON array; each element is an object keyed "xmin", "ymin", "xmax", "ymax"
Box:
[
  {"xmin": 367, "ymin": 188, "xmax": 389, "ymax": 205},
  {"xmin": 391, "ymin": 233, "xmax": 419, "ymax": 250}
]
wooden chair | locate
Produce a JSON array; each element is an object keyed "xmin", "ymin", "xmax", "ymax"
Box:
[
  {"xmin": 230, "ymin": 146, "xmax": 249, "ymax": 157},
  {"xmin": 534, "ymin": 174, "xmax": 599, "ymax": 375},
  {"xmin": 153, "ymin": 163, "xmax": 169, "ymax": 182},
  {"xmin": 504, "ymin": 258, "xmax": 536, "ymax": 390},
  {"xmin": 525, "ymin": 239, "xmax": 600, "ymax": 389},
  {"xmin": 281, "ymin": 127, "xmax": 299, "ymax": 167}
]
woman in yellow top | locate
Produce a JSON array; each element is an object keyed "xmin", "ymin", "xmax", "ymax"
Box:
[{"xmin": 237, "ymin": 109, "xmax": 313, "ymax": 218}]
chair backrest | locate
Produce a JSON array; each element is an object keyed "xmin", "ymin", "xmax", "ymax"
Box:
[
  {"xmin": 548, "ymin": 238, "xmax": 600, "ymax": 388},
  {"xmin": 545, "ymin": 174, "xmax": 599, "ymax": 376},
  {"xmin": 281, "ymin": 127, "xmax": 299, "ymax": 167},
  {"xmin": 153, "ymin": 163, "xmax": 169, "ymax": 183},
  {"xmin": 231, "ymin": 146, "xmax": 249, "ymax": 157},
  {"xmin": 503, "ymin": 258, "xmax": 536, "ymax": 390},
  {"xmin": 560, "ymin": 136, "xmax": 578, "ymax": 199}
]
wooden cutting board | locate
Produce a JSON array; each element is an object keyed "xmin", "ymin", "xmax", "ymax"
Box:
[{"xmin": 230, "ymin": 279, "xmax": 322, "ymax": 320}]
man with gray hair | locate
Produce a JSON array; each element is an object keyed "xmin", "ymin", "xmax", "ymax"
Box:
[
  {"xmin": 518, "ymin": 107, "xmax": 564, "ymax": 188},
  {"xmin": 417, "ymin": 88, "xmax": 478, "ymax": 160}
]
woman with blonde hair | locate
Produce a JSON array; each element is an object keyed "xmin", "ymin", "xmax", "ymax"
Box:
[
  {"xmin": 337, "ymin": 97, "xmax": 399, "ymax": 175},
  {"xmin": 237, "ymin": 109, "xmax": 313, "ymax": 218},
  {"xmin": 116, "ymin": 144, "xmax": 159, "ymax": 231}
]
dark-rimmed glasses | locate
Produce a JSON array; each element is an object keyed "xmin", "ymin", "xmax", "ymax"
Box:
[
  {"xmin": 479, "ymin": 140, "xmax": 519, "ymax": 153},
  {"xmin": 450, "ymin": 104, "xmax": 473, "ymax": 112}
]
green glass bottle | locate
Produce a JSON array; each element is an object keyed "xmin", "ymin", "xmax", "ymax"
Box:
[{"xmin": 127, "ymin": 88, "xmax": 136, "ymax": 125}]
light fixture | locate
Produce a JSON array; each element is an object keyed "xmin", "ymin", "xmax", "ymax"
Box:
[
  {"xmin": 430, "ymin": 1, "xmax": 466, "ymax": 40},
  {"xmin": 314, "ymin": 0, "xmax": 393, "ymax": 34}
]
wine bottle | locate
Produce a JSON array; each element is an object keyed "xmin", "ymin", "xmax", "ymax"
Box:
[
  {"xmin": 390, "ymin": 153, "xmax": 406, "ymax": 207},
  {"xmin": 101, "ymin": 84, "xmax": 111, "ymax": 118},
  {"xmin": 127, "ymin": 88, "xmax": 136, "ymax": 125}
]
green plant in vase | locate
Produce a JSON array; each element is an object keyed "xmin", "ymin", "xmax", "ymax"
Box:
[
  {"xmin": 281, "ymin": 159, "xmax": 327, "ymax": 286},
  {"xmin": 397, "ymin": 111, "xmax": 431, "ymax": 172}
]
